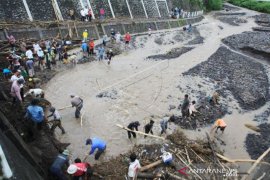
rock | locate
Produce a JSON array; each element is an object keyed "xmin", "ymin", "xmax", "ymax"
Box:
[{"xmin": 168, "ymin": 105, "xmax": 176, "ymax": 111}]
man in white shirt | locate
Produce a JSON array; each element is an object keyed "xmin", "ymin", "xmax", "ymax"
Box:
[
  {"xmin": 128, "ymin": 153, "xmax": 141, "ymax": 179},
  {"xmin": 26, "ymin": 48, "xmax": 33, "ymax": 59},
  {"xmin": 47, "ymin": 107, "xmax": 65, "ymax": 134},
  {"xmin": 189, "ymin": 100, "xmax": 197, "ymax": 116},
  {"xmin": 80, "ymin": 9, "xmax": 86, "ymax": 21},
  {"xmin": 33, "ymin": 42, "xmax": 41, "ymax": 53}
]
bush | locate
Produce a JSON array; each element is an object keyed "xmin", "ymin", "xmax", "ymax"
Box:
[
  {"xmin": 229, "ymin": 0, "xmax": 270, "ymax": 14},
  {"xmin": 206, "ymin": 0, "xmax": 223, "ymax": 10}
]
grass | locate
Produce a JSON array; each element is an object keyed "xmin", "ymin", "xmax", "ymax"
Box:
[{"xmin": 229, "ymin": 0, "xmax": 270, "ymax": 13}]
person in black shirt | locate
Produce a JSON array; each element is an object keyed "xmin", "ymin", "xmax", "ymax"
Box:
[
  {"xmin": 127, "ymin": 121, "xmax": 140, "ymax": 139},
  {"xmin": 144, "ymin": 120, "xmax": 154, "ymax": 138}
]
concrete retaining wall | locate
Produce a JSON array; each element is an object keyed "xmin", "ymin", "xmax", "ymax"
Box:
[{"xmin": 1, "ymin": 16, "xmax": 204, "ymax": 41}]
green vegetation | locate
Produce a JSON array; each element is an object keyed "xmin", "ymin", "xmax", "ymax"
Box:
[
  {"xmin": 205, "ymin": 0, "xmax": 223, "ymax": 10},
  {"xmin": 229, "ymin": 0, "xmax": 270, "ymax": 13}
]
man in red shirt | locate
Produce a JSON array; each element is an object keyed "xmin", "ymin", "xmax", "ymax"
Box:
[
  {"xmin": 124, "ymin": 32, "xmax": 131, "ymax": 45},
  {"xmin": 67, "ymin": 158, "xmax": 96, "ymax": 180}
]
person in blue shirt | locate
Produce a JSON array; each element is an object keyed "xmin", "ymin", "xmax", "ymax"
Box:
[
  {"xmin": 97, "ymin": 46, "xmax": 105, "ymax": 61},
  {"xmin": 25, "ymin": 98, "xmax": 45, "ymax": 130},
  {"xmin": 81, "ymin": 41, "xmax": 88, "ymax": 57},
  {"xmin": 86, "ymin": 137, "xmax": 106, "ymax": 160},
  {"xmin": 50, "ymin": 149, "xmax": 70, "ymax": 180}
]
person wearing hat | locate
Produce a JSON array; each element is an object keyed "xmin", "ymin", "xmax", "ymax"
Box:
[
  {"xmin": 82, "ymin": 29, "xmax": 88, "ymax": 42},
  {"xmin": 70, "ymin": 94, "xmax": 83, "ymax": 118},
  {"xmin": 50, "ymin": 149, "xmax": 70, "ymax": 180},
  {"xmin": 47, "ymin": 107, "xmax": 65, "ymax": 134},
  {"xmin": 86, "ymin": 137, "xmax": 106, "ymax": 160},
  {"xmin": 24, "ymin": 98, "xmax": 46, "ymax": 130},
  {"xmin": 127, "ymin": 121, "xmax": 140, "ymax": 139},
  {"xmin": 10, "ymin": 78, "xmax": 25, "ymax": 105},
  {"xmin": 28, "ymin": 77, "xmax": 42, "ymax": 89},
  {"xmin": 67, "ymin": 159, "xmax": 94, "ymax": 180},
  {"xmin": 144, "ymin": 120, "xmax": 155, "ymax": 138}
]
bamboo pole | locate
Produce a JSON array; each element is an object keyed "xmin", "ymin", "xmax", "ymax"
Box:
[
  {"xmin": 241, "ymin": 148, "xmax": 270, "ymax": 180},
  {"xmin": 115, "ymin": 124, "xmax": 165, "ymax": 140},
  {"xmin": 58, "ymin": 105, "xmax": 72, "ymax": 110},
  {"xmin": 216, "ymin": 153, "xmax": 270, "ymax": 165},
  {"xmin": 140, "ymin": 160, "xmax": 163, "ymax": 172}
]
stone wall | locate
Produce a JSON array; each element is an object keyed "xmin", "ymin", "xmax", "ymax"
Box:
[
  {"xmin": 110, "ymin": 0, "xmax": 130, "ymax": 18},
  {"xmin": 144, "ymin": 0, "xmax": 160, "ymax": 18},
  {"xmin": 128, "ymin": 0, "xmax": 146, "ymax": 18},
  {"xmin": 90, "ymin": 0, "xmax": 113, "ymax": 18},
  {"xmin": 1, "ymin": 16, "xmax": 203, "ymax": 41},
  {"xmin": 0, "ymin": 0, "xmax": 28, "ymax": 21},
  {"xmin": 25, "ymin": 0, "xmax": 56, "ymax": 21}
]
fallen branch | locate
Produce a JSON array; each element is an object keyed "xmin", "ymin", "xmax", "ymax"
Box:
[
  {"xmin": 241, "ymin": 147, "xmax": 270, "ymax": 180},
  {"xmin": 244, "ymin": 124, "xmax": 260, "ymax": 132},
  {"xmin": 190, "ymin": 148, "xmax": 205, "ymax": 162},
  {"xmin": 58, "ymin": 105, "xmax": 72, "ymax": 110},
  {"xmin": 167, "ymin": 172, "xmax": 185, "ymax": 180},
  {"xmin": 185, "ymin": 147, "xmax": 191, "ymax": 164},
  {"xmin": 216, "ymin": 153, "xmax": 270, "ymax": 165},
  {"xmin": 116, "ymin": 124, "xmax": 165, "ymax": 140},
  {"xmin": 140, "ymin": 160, "xmax": 163, "ymax": 172}
]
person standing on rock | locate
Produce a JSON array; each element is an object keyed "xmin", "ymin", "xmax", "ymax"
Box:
[
  {"xmin": 81, "ymin": 41, "xmax": 88, "ymax": 58},
  {"xmin": 26, "ymin": 58, "xmax": 35, "ymax": 77},
  {"xmin": 211, "ymin": 119, "xmax": 227, "ymax": 134},
  {"xmin": 106, "ymin": 49, "xmax": 114, "ymax": 65},
  {"xmin": 189, "ymin": 100, "xmax": 198, "ymax": 116},
  {"xmin": 97, "ymin": 46, "xmax": 105, "ymax": 61},
  {"xmin": 127, "ymin": 121, "xmax": 140, "ymax": 139},
  {"xmin": 50, "ymin": 149, "xmax": 70, "ymax": 180},
  {"xmin": 211, "ymin": 91, "xmax": 220, "ymax": 105},
  {"xmin": 124, "ymin": 32, "xmax": 131, "ymax": 49},
  {"xmin": 82, "ymin": 30, "xmax": 88, "ymax": 42},
  {"xmin": 160, "ymin": 117, "xmax": 171, "ymax": 135},
  {"xmin": 144, "ymin": 120, "xmax": 155, "ymax": 138},
  {"xmin": 99, "ymin": 8, "xmax": 105, "ymax": 20},
  {"xmin": 86, "ymin": 138, "xmax": 106, "ymax": 160},
  {"xmin": 179, "ymin": 94, "xmax": 190, "ymax": 117},
  {"xmin": 70, "ymin": 94, "xmax": 83, "ymax": 118},
  {"xmin": 88, "ymin": 39, "xmax": 95, "ymax": 56},
  {"xmin": 47, "ymin": 107, "xmax": 65, "ymax": 134}
]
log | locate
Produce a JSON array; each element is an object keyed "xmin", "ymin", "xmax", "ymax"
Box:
[
  {"xmin": 80, "ymin": 111, "xmax": 85, "ymax": 127},
  {"xmin": 190, "ymin": 148, "xmax": 205, "ymax": 162},
  {"xmin": 137, "ymin": 172, "xmax": 156, "ymax": 179},
  {"xmin": 241, "ymin": 147, "xmax": 270, "ymax": 180},
  {"xmin": 58, "ymin": 105, "xmax": 72, "ymax": 110},
  {"xmin": 185, "ymin": 147, "xmax": 191, "ymax": 164},
  {"xmin": 140, "ymin": 160, "xmax": 163, "ymax": 172},
  {"xmin": 216, "ymin": 153, "xmax": 270, "ymax": 165},
  {"xmin": 167, "ymin": 172, "xmax": 185, "ymax": 180},
  {"xmin": 244, "ymin": 124, "xmax": 260, "ymax": 132},
  {"xmin": 115, "ymin": 124, "xmax": 165, "ymax": 140}
]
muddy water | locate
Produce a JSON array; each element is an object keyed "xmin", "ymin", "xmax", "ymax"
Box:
[{"xmin": 45, "ymin": 6, "xmax": 269, "ymax": 163}]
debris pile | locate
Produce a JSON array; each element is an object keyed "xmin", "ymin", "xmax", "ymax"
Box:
[
  {"xmin": 147, "ymin": 47, "xmax": 194, "ymax": 60},
  {"xmin": 95, "ymin": 130, "xmax": 235, "ymax": 179},
  {"xmin": 96, "ymin": 89, "xmax": 118, "ymax": 99}
]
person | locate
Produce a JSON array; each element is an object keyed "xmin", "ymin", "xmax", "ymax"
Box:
[
  {"xmin": 80, "ymin": 9, "xmax": 86, "ymax": 21},
  {"xmin": 82, "ymin": 30, "xmax": 88, "ymax": 42},
  {"xmin": 28, "ymin": 77, "xmax": 42, "ymax": 88},
  {"xmin": 128, "ymin": 153, "xmax": 141, "ymax": 179},
  {"xmin": 83, "ymin": 7, "xmax": 89, "ymax": 21},
  {"xmin": 211, "ymin": 119, "xmax": 227, "ymax": 133},
  {"xmin": 86, "ymin": 138, "xmax": 106, "ymax": 160},
  {"xmin": 26, "ymin": 58, "xmax": 35, "ymax": 77},
  {"xmin": 11, "ymin": 53, "xmax": 21, "ymax": 71},
  {"xmin": 10, "ymin": 79, "xmax": 24, "ymax": 106},
  {"xmin": 160, "ymin": 117, "xmax": 171, "ymax": 135},
  {"xmin": 25, "ymin": 98, "xmax": 46, "ymax": 130},
  {"xmin": 88, "ymin": 39, "xmax": 95, "ymax": 56},
  {"xmin": 33, "ymin": 42, "xmax": 41, "ymax": 54},
  {"xmin": 144, "ymin": 120, "xmax": 154, "ymax": 138},
  {"xmin": 187, "ymin": 24, "xmax": 192, "ymax": 32},
  {"xmin": 99, "ymin": 8, "xmax": 105, "ymax": 20},
  {"xmin": 97, "ymin": 46, "xmax": 105, "ymax": 61},
  {"xmin": 10, "ymin": 70, "xmax": 25, "ymax": 101},
  {"xmin": 102, "ymin": 35, "xmax": 107, "ymax": 46},
  {"xmin": 44, "ymin": 50, "xmax": 52, "ymax": 70},
  {"xmin": 37, "ymin": 48, "xmax": 45, "ymax": 70},
  {"xmin": 148, "ymin": 27, "xmax": 152, "ymax": 36},
  {"xmin": 179, "ymin": 94, "xmax": 190, "ymax": 117},
  {"xmin": 81, "ymin": 41, "xmax": 88, "ymax": 57},
  {"xmin": 47, "ymin": 107, "xmax": 65, "ymax": 134},
  {"xmin": 24, "ymin": 88, "xmax": 45, "ymax": 98},
  {"xmin": 189, "ymin": 100, "xmax": 197, "ymax": 116},
  {"xmin": 7, "ymin": 34, "xmax": 16, "ymax": 50},
  {"xmin": 20, "ymin": 41, "xmax": 27, "ymax": 53},
  {"xmin": 45, "ymin": 39, "xmax": 51, "ymax": 52},
  {"xmin": 127, "ymin": 121, "xmax": 140, "ymax": 139},
  {"xmin": 115, "ymin": 32, "xmax": 121, "ymax": 43},
  {"xmin": 69, "ymin": 9, "xmax": 75, "ymax": 20},
  {"xmin": 3, "ymin": 68, "xmax": 11, "ymax": 79},
  {"xmin": 106, "ymin": 49, "xmax": 113, "ymax": 65},
  {"xmin": 124, "ymin": 32, "xmax": 131, "ymax": 48},
  {"xmin": 25, "ymin": 48, "xmax": 33, "ymax": 60},
  {"xmin": 110, "ymin": 28, "xmax": 116, "ymax": 42},
  {"xmin": 70, "ymin": 94, "xmax": 83, "ymax": 118},
  {"xmin": 211, "ymin": 91, "xmax": 220, "ymax": 105},
  {"xmin": 50, "ymin": 149, "xmax": 70, "ymax": 180},
  {"xmin": 88, "ymin": 8, "xmax": 92, "ymax": 22},
  {"xmin": 67, "ymin": 159, "xmax": 94, "ymax": 180}
]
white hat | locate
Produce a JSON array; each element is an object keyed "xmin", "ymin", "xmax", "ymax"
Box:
[
  {"xmin": 62, "ymin": 149, "xmax": 69, "ymax": 156},
  {"xmin": 67, "ymin": 164, "xmax": 78, "ymax": 174}
]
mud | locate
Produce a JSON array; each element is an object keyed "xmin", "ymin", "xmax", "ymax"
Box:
[
  {"xmin": 183, "ymin": 46, "xmax": 269, "ymax": 110},
  {"xmin": 254, "ymin": 14, "xmax": 270, "ymax": 26},
  {"xmin": 96, "ymin": 89, "xmax": 118, "ymax": 99},
  {"xmin": 216, "ymin": 16, "xmax": 247, "ymax": 26},
  {"xmin": 147, "ymin": 47, "xmax": 194, "ymax": 61}
]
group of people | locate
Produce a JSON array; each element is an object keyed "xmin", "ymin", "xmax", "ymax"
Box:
[
  {"xmin": 76, "ymin": 6, "xmax": 106, "ymax": 22},
  {"xmin": 171, "ymin": 7, "xmax": 183, "ymax": 19}
]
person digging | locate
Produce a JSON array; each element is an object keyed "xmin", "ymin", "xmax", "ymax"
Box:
[
  {"xmin": 70, "ymin": 94, "xmax": 83, "ymax": 119},
  {"xmin": 211, "ymin": 119, "xmax": 227, "ymax": 134},
  {"xmin": 47, "ymin": 107, "xmax": 65, "ymax": 134}
]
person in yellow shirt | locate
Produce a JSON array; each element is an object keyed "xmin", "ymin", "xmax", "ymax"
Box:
[
  {"xmin": 82, "ymin": 30, "xmax": 88, "ymax": 41},
  {"xmin": 211, "ymin": 119, "xmax": 227, "ymax": 133}
]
